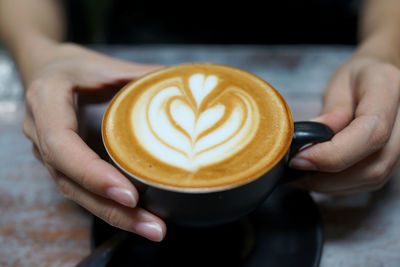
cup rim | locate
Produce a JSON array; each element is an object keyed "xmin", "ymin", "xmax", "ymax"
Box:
[{"xmin": 101, "ymin": 62, "xmax": 294, "ymax": 193}]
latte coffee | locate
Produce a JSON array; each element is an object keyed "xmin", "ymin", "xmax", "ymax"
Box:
[{"xmin": 102, "ymin": 63, "xmax": 293, "ymax": 189}]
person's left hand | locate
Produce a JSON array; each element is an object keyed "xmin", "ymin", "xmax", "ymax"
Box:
[{"xmin": 289, "ymin": 53, "xmax": 400, "ymax": 194}]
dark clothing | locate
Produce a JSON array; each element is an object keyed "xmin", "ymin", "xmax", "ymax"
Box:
[{"xmin": 66, "ymin": 0, "xmax": 361, "ymax": 45}]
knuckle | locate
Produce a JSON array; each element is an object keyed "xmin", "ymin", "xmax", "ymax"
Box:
[
  {"xmin": 77, "ymin": 157, "xmax": 99, "ymax": 190},
  {"xmin": 325, "ymin": 154, "xmax": 347, "ymax": 171},
  {"xmin": 359, "ymin": 63, "xmax": 400, "ymax": 94},
  {"xmin": 39, "ymin": 142, "xmax": 52, "ymax": 164},
  {"xmin": 102, "ymin": 207, "xmax": 122, "ymax": 228},
  {"xmin": 377, "ymin": 64, "xmax": 400, "ymax": 80},
  {"xmin": 38, "ymin": 130, "xmax": 59, "ymax": 165},
  {"xmin": 337, "ymin": 109, "xmax": 354, "ymax": 124},
  {"xmin": 371, "ymin": 118, "xmax": 391, "ymax": 147},
  {"xmin": 368, "ymin": 161, "xmax": 390, "ymax": 185},
  {"xmin": 25, "ymin": 78, "xmax": 48, "ymax": 110},
  {"xmin": 311, "ymin": 142, "xmax": 348, "ymax": 172},
  {"xmin": 22, "ymin": 119, "xmax": 33, "ymax": 140},
  {"xmin": 32, "ymin": 145, "xmax": 43, "ymax": 163},
  {"xmin": 56, "ymin": 178, "xmax": 73, "ymax": 200},
  {"xmin": 363, "ymin": 63, "xmax": 400, "ymax": 80},
  {"xmin": 25, "ymin": 86, "xmax": 39, "ymax": 112}
]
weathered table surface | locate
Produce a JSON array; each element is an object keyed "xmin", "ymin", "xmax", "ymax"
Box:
[{"xmin": 1, "ymin": 45, "xmax": 400, "ymax": 267}]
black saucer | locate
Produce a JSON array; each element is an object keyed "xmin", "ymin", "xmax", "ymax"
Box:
[{"xmin": 89, "ymin": 186, "xmax": 323, "ymax": 267}]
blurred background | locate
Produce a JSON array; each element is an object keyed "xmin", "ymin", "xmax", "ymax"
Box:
[
  {"xmin": 0, "ymin": 0, "xmax": 362, "ymax": 100},
  {"xmin": 61, "ymin": 0, "xmax": 361, "ymax": 45},
  {"xmin": 0, "ymin": 0, "xmax": 363, "ymax": 101},
  {"xmin": 0, "ymin": 0, "xmax": 362, "ymax": 47}
]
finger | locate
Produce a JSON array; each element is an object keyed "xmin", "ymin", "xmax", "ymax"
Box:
[
  {"xmin": 32, "ymin": 144, "xmax": 43, "ymax": 163},
  {"xmin": 49, "ymin": 168, "xmax": 166, "ymax": 242},
  {"xmin": 318, "ymin": 65, "xmax": 355, "ymax": 132},
  {"xmin": 293, "ymin": 180, "xmax": 384, "ymax": 195},
  {"xmin": 76, "ymin": 61, "xmax": 165, "ymax": 103},
  {"xmin": 291, "ymin": 64, "xmax": 400, "ymax": 172},
  {"xmin": 293, "ymin": 104, "xmax": 400, "ymax": 194},
  {"xmin": 289, "ymin": 66, "xmax": 354, "ymax": 171},
  {"xmin": 23, "ymin": 109, "xmax": 44, "ymax": 162},
  {"xmin": 85, "ymin": 46, "xmax": 165, "ymax": 78},
  {"xmin": 61, "ymin": 45, "xmax": 164, "ymax": 87},
  {"xmin": 293, "ymin": 155, "xmax": 387, "ymax": 194},
  {"xmin": 23, "ymin": 108, "xmax": 39, "ymax": 145},
  {"xmin": 108, "ymin": 61, "xmax": 165, "ymax": 81},
  {"xmin": 24, "ymin": 101, "xmax": 46, "ymax": 164},
  {"xmin": 32, "ymin": 80, "xmax": 139, "ymax": 208},
  {"xmin": 72, "ymin": 57, "xmax": 165, "ymax": 90}
]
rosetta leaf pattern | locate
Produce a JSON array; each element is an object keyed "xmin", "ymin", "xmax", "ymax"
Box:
[{"xmin": 132, "ymin": 73, "xmax": 260, "ymax": 172}]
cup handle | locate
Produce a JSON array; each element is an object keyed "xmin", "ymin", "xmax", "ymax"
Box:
[{"xmin": 280, "ymin": 121, "xmax": 334, "ymax": 184}]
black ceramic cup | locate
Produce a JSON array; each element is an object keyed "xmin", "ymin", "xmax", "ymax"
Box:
[
  {"xmin": 104, "ymin": 117, "xmax": 333, "ymax": 227},
  {"xmin": 102, "ymin": 62, "xmax": 334, "ymax": 228}
]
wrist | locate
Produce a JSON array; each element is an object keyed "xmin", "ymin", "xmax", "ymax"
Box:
[
  {"xmin": 355, "ymin": 25, "xmax": 400, "ymax": 67},
  {"xmin": 11, "ymin": 33, "xmax": 62, "ymax": 86}
]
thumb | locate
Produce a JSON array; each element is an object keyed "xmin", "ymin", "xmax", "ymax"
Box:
[
  {"xmin": 75, "ymin": 59, "xmax": 165, "ymax": 102},
  {"xmin": 103, "ymin": 60, "xmax": 165, "ymax": 82}
]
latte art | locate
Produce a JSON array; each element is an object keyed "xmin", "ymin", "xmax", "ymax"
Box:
[
  {"xmin": 103, "ymin": 64, "xmax": 293, "ymax": 189},
  {"xmin": 132, "ymin": 73, "xmax": 260, "ymax": 172}
]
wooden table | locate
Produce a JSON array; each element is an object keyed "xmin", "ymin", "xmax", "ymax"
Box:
[{"xmin": 1, "ymin": 45, "xmax": 400, "ymax": 266}]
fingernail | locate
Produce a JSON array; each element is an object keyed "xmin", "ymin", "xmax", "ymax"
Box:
[
  {"xmin": 289, "ymin": 158, "xmax": 317, "ymax": 171},
  {"xmin": 135, "ymin": 222, "xmax": 164, "ymax": 242},
  {"xmin": 106, "ymin": 187, "xmax": 137, "ymax": 208}
]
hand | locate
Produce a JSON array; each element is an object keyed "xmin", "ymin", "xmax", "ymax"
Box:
[
  {"xmin": 290, "ymin": 54, "xmax": 400, "ymax": 194},
  {"xmin": 23, "ymin": 43, "xmax": 167, "ymax": 241}
]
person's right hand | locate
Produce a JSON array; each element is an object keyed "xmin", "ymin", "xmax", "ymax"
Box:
[{"xmin": 23, "ymin": 43, "xmax": 167, "ymax": 241}]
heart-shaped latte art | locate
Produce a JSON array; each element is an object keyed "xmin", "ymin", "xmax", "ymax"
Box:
[
  {"xmin": 169, "ymin": 98, "xmax": 225, "ymax": 143},
  {"xmin": 131, "ymin": 73, "xmax": 260, "ymax": 172}
]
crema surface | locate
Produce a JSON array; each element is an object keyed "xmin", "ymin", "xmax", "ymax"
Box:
[{"xmin": 103, "ymin": 64, "xmax": 293, "ymax": 189}]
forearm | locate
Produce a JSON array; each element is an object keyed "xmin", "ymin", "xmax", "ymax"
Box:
[
  {"xmin": 0, "ymin": 0, "xmax": 66, "ymax": 84},
  {"xmin": 357, "ymin": 0, "xmax": 400, "ymax": 66}
]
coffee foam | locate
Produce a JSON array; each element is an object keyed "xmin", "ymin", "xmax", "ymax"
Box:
[
  {"xmin": 103, "ymin": 64, "xmax": 293, "ymax": 189},
  {"xmin": 132, "ymin": 73, "xmax": 260, "ymax": 172}
]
